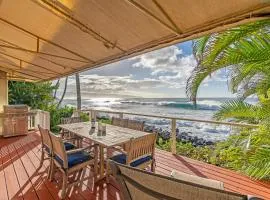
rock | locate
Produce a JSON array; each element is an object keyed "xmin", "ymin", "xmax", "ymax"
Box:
[{"xmin": 205, "ymin": 141, "xmax": 214, "ymax": 145}]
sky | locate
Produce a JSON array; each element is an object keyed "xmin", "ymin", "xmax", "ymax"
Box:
[{"xmin": 58, "ymin": 40, "xmax": 235, "ymax": 99}]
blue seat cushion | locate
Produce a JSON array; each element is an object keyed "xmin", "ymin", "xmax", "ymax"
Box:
[
  {"xmin": 110, "ymin": 153, "xmax": 152, "ymax": 167},
  {"xmin": 55, "ymin": 151, "xmax": 92, "ymax": 168}
]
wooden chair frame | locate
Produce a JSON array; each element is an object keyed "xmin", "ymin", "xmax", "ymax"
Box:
[
  {"xmin": 112, "ymin": 117, "xmax": 128, "ymax": 127},
  {"xmin": 38, "ymin": 125, "xmax": 54, "ymax": 180},
  {"xmin": 60, "ymin": 116, "xmax": 84, "ymax": 147},
  {"xmin": 127, "ymin": 119, "xmax": 145, "ymax": 131},
  {"xmin": 107, "ymin": 133, "xmax": 157, "ymax": 183},
  {"xmin": 49, "ymin": 132, "xmax": 98, "ymax": 199}
]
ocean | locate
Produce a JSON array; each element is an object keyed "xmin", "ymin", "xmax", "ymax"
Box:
[{"xmin": 63, "ymin": 97, "xmax": 256, "ymax": 143}]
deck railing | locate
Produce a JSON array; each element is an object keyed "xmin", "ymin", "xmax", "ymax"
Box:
[
  {"xmin": 79, "ymin": 108, "xmax": 258, "ymax": 154},
  {"xmin": 29, "ymin": 109, "xmax": 50, "ymax": 130}
]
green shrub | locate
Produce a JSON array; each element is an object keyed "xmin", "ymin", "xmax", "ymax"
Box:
[
  {"xmin": 47, "ymin": 105, "xmax": 74, "ymax": 133},
  {"xmin": 98, "ymin": 118, "xmax": 112, "ymax": 124}
]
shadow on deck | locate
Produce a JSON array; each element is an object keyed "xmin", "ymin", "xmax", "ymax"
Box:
[{"xmin": 0, "ymin": 132, "xmax": 269, "ymax": 200}]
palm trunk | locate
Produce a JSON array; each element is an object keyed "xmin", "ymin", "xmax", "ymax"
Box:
[
  {"xmin": 75, "ymin": 73, "xmax": 81, "ymax": 110},
  {"xmin": 57, "ymin": 77, "xmax": 68, "ymax": 108},
  {"xmin": 53, "ymin": 79, "xmax": 60, "ymax": 99}
]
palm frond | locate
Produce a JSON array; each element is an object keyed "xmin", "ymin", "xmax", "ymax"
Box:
[
  {"xmin": 187, "ymin": 20, "xmax": 270, "ymax": 102},
  {"xmin": 213, "ymin": 100, "xmax": 261, "ymax": 123},
  {"xmin": 246, "ymin": 145, "xmax": 270, "ymax": 179}
]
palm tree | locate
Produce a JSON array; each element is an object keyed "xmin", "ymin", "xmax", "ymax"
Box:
[
  {"xmin": 57, "ymin": 76, "xmax": 68, "ymax": 108},
  {"xmin": 186, "ymin": 19, "xmax": 270, "ymax": 103},
  {"xmin": 53, "ymin": 79, "xmax": 60, "ymax": 99},
  {"xmin": 75, "ymin": 73, "xmax": 81, "ymax": 110},
  {"xmin": 185, "ymin": 19, "xmax": 270, "ymax": 179}
]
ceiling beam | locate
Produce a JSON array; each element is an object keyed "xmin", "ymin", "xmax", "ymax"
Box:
[
  {"xmin": 125, "ymin": 0, "xmax": 181, "ymax": 35},
  {"xmin": 152, "ymin": 0, "xmax": 182, "ymax": 34},
  {"xmin": 0, "ymin": 40, "xmax": 89, "ymax": 63},
  {"xmin": 38, "ymin": 56, "xmax": 77, "ymax": 70},
  {"xmin": 0, "ymin": 51, "xmax": 62, "ymax": 75},
  {"xmin": 0, "ymin": 60, "xmax": 57, "ymax": 75},
  {"xmin": 1, "ymin": 75, "xmax": 37, "ymax": 82},
  {"xmin": 0, "ymin": 17, "xmax": 94, "ymax": 62},
  {"xmin": 0, "ymin": 63, "xmax": 50, "ymax": 80},
  {"xmin": 0, "ymin": 67, "xmax": 39, "ymax": 81},
  {"xmin": 0, "ymin": 39, "xmax": 78, "ymax": 70}
]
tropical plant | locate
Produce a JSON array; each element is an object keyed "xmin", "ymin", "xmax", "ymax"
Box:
[
  {"xmin": 8, "ymin": 81, "xmax": 56, "ymax": 109},
  {"xmin": 186, "ymin": 19, "xmax": 270, "ymax": 180}
]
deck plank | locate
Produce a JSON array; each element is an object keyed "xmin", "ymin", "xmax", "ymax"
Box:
[
  {"xmin": 0, "ymin": 145, "xmax": 23, "ymax": 200},
  {"xmin": 0, "ymin": 146, "xmax": 9, "ymax": 200},
  {"xmin": 15, "ymin": 140, "xmax": 55, "ymax": 200},
  {"xmin": 7, "ymin": 143, "xmax": 39, "ymax": 200}
]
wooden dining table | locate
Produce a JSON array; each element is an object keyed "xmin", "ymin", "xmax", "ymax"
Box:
[{"xmin": 58, "ymin": 121, "xmax": 154, "ymax": 181}]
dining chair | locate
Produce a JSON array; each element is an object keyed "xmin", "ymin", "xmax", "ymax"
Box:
[
  {"xmin": 127, "ymin": 119, "xmax": 144, "ymax": 131},
  {"xmin": 109, "ymin": 161, "xmax": 256, "ymax": 200},
  {"xmin": 112, "ymin": 117, "xmax": 128, "ymax": 127},
  {"xmin": 38, "ymin": 125, "xmax": 77, "ymax": 180},
  {"xmin": 60, "ymin": 116, "xmax": 84, "ymax": 146},
  {"xmin": 49, "ymin": 132, "xmax": 98, "ymax": 199},
  {"xmin": 107, "ymin": 133, "xmax": 157, "ymax": 183}
]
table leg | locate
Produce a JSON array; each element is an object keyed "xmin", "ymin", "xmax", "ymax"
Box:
[
  {"xmin": 95, "ymin": 145, "xmax": 105, "ymax": 183},
  {"xmin": 100, "ymin": 146, "xmax": 104, "ymax": 176}
]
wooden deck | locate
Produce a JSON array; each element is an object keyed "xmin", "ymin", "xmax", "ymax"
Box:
[{"xmin": 0, "ymin": 131, "xmax": 270, "ymax": 200}]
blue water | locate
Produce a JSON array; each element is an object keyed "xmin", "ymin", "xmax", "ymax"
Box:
[{"xmin": 63, "ymin": 97, "xmax": 257, "ymax": 142}]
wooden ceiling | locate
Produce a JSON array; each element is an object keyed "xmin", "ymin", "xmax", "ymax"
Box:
[{"xmin": 0, "ymin": 0, "xmax": 269, "ymax": 82}]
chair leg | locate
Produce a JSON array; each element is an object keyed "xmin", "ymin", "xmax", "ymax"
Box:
[
  {"xmin": 106, "ymin": 160, "xmax": 110, "ymax": 184},
  {"xmin": 38, "ymin": 149, "xmax": 44, "ymax": 171},
  {"xmin": 49, "ymin": 162, "xmax": 55, "ymax": 182},
  {"xmin": 151, "ymin": 159, "xmax": 156, "ymax": 173},
  {"xmin": 94, "ymin": 145, "xmax": 98, "ymax": 182},
  {"xmin": 61, "ymin": 172, "xmax": 68, "ymax": 199},
  {"xmin": 48, "ymin": 158, "xmax": 54, "ymax": 180}
]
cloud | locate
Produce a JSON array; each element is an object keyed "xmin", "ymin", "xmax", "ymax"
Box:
[
  {"xmin": 56, "ymin": 74, "xmax": 176, "ymax": 98},
  {"xmin": 132, "ymin": 45, "xmax": 197, "ymax": 89},
  {"xmin": 132, "ymin": 45, "xmax": 195, "ymax": 75}
]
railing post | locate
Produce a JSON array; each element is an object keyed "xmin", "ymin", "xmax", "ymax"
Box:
[
  {"xmin": 119, "ymin": 113, "xmax": 124, "ymax": 119},
  {"xmin": 91, "ymin": 110, "xmax": 97, "ymax": 121},
  {"xmin": 171, "ymin": 118, "xmax": 177, "ymax": 154}
]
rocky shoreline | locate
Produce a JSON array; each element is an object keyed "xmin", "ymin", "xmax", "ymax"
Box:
[
  {"xmin": 144, "ymin": 125, "xmax": 215, "ymax": 147},
  {"xmin": 97, "ymin": 116, "xmax": 216, "ymax": 147}
]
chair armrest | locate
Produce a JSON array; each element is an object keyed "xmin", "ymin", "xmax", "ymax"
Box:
[
  {"xmin": 63, "ymin": 137, "xmax": 79, "ymax": 142},
  {"xmin": 66, "ymin": 144, "xmax": 98, "ymax": 154},
  {"xmin": 110, "ymin": 146, "xmax": 127, "ymax": 154}
]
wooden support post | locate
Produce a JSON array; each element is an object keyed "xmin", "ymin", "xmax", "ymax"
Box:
[
  {"xmin": 0, "ymin": 71, "xmax": 8, "ymax": 136},
  {"xmin": 171, "ymin": 118, "xmax": 177, "ymax": 154}
]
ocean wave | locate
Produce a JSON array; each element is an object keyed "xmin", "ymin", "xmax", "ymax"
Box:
[{"xmin": 120, "ymin": 100, "xmax": 221, "ymax": 110}]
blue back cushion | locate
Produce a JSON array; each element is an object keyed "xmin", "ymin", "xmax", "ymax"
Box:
[
  {"xmin": 64, "ymin": 142, "xmax": 75, "ymax": 151},
  {"xmin": 111, "ymin": 153, "xmax": 152, "ymax": 167},
  {"xmin": 44, "ymin": 142, "xmax": 74, "ymax": 155}
]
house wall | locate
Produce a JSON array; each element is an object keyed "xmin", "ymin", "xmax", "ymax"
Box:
[{"xmin": 0, "ymin": 71, "xmax": 8, "ymax": 135}]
